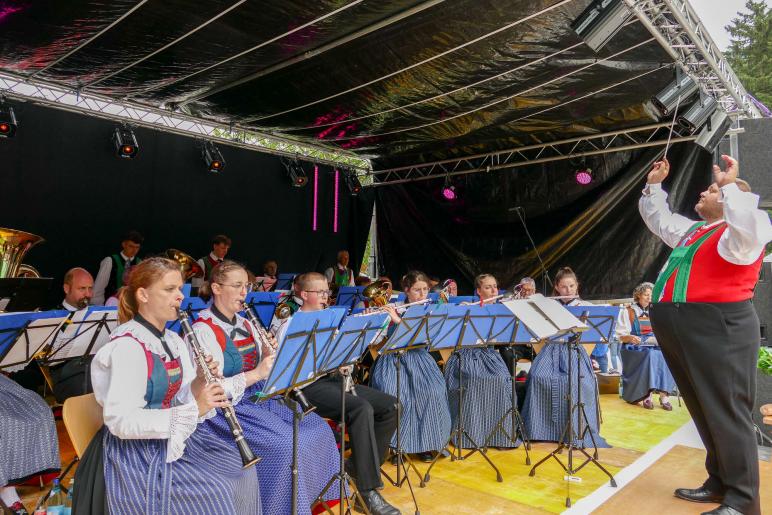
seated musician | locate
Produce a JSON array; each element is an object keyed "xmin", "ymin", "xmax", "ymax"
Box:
[
  {"xmin": 324, "ymin": 250, "xmax": 356, "ymax": 287},
  {"xmin": 73, "ymin": 258, "xmax": 259, "ymax": 513},
  {"xmin": 499, "ymin": 277, "xmax": 537, "ymax": 375},
  {"xmin": 193, "ymin": 261, "xmax": 342, "ymax": 514},
  {"xmin": 47, "ymin": 267, "xmax": 96, "ymax": 403},
  {"xmin": 370, "ymin": 271, "xmax": 452, "ymax": 463},
  {"xmin": 444, "ymin": 274, "xmax": 518, "ymax": 449},
  {"xmin": 617, "ymin": 282, "xmax": 675, "ymax": 410},
  {"xmin": 192, "ymin": 234, "xmax": 231, "ymax": 292},
  {"xmin": 522, "ymin": 267, "xmax": 609, "ymax": 447},
  {"xmin": 0, "ymin": 373, "xmax": 60, "ymax": 515},
  {"xmin": 269, "ymin": 275, "xmax": 303, "ymax": 335},
  {"xmin": 92, "ymin": 230, "xmax": 143, "ymax": 306},
  {"xmin": 254, "ymin": 259, "xmax": 278, "ymax": 292},
  {"xmin": 275, "ymin": 273, "xmax": 400, "ymax": 515}
]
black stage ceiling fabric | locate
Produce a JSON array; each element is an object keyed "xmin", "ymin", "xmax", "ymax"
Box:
[
  {"xmin": 0, "ymin": 102, "xmax": 374, "ymax": 302},
  {"xmin": 376, "ymin": 142, "xmax": 713, "ymax": 296},
  {"xmin": 0, "ymin": 0, "xmax": 675, "ymax": 167}
]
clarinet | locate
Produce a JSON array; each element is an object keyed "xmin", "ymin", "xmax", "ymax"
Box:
[{"xmin": 177, "ymin": 308, "xmax": 260, "ymax": 468}]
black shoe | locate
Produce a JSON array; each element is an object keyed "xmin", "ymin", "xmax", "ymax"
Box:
[
  {"xmin": 354, "ymin": 489, "xmax": 401, "ymax": 515},
  {"xmin": 701, "ymin": 505, "xmax": 743, "ymax": 515},
  {"xmin": 415, "ymin": 451, "xmax": 434, "ymax": 462},
  {"xmin": 674, "ymin": 486, "xmax": 724, "ymax": 504},
  {"xmin": 389, "ymin": 453, "xmax": 399, "ymax": 466}
]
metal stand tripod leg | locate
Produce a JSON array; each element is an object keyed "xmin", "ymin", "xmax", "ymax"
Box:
[
  {"xmin": 379, "ymin": 352, "xmax": 421, "ymax": 515},
  {"xmin": 424, "ymin": 349, "xmax": 503, "ymax": 482},
  {"xmin": 528, "ymin": 339, "xmax": 616, "ymax": 508},
  {"xmin": 315, "ymin": 376, "xmax": 370, "ymax": 515}
]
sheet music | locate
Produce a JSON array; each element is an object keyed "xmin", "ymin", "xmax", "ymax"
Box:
[
  {"xmin": 501, "ymin": 294, "xmax": 586, "ymax": 340},
  {"xmin": 47, "ymin": 308, "xmax": 119, "ymax": 362},
  {"xmin": 0, "ymin": 312, "xmax": 68, "ymax": 371}
]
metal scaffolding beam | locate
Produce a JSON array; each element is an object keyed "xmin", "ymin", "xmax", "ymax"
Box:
[
  {"xmin": 0, "ymin": 71, "xmax": 369, "ymax": 171},
  {"xmin": 623, "ymin": 0, "xmax": 761, "ymax": 118},
  {"xmin": 365, "ymin": 122, "xmax": 696, "ymax": 186}
]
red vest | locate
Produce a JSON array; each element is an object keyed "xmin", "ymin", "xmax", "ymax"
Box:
[{"xmin": 660, "ymin": 223, "xmax": 763, "ymax": 303}]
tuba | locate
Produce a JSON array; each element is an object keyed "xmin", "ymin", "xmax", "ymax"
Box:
[
  {"xmin": 164, "ymin": 249, "xmax": 204, "ymax": 281},
  {"xmin": 0, "ymin": 227, "xmax": 44, "ymax": 278}
]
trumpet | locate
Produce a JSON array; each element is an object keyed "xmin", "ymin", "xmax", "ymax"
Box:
[
  {"xmin": 353, "ymin": 297, "xmax": 431, "ymax": 316},
  {"xmin": 177, "ymin": 308, "xmax": 260, "ymax": 469},
  {"xmin": 242, "ymin": 301, "xmax": 278, "ymax": 354}
]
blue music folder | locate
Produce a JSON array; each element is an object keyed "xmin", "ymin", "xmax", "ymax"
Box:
[
  {"xmin": 381, "ymin": 304, "xmax": 437, "ymax": 353},
  {"xmin": 336, "ymin": 286, "xmax": 365, "ymax": 309},
  {"xmin": 243, "ymin": 291, "xmax": 281, "ymax": 328},
  {"xmin": 0, "ymin": 310, "xmax": 69, "ymax": 370},
  {"xmin": 429, "ymin": 304, "xmax": 496, "ymax": 350},
  {"xmin": 321, "ymin": 312, "xmax": 390, "ymax": 371},
  {"xmin": 260, "ymin": 309, "xmax": 345, "ymax": 398},
  {"xmin": 167, "ymin": 297, "xmax": 208, "ymax": 332},
  {"xmin": 564, "ymin": 305, "xmax": 621, "ymax": 344},
  {"xmin": 275, "ymin": 273, "xmax": 297, "ymax": 291}
]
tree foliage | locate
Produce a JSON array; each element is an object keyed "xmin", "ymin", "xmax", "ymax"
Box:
[{"xmin": 724, "ymin": 0, "xmax": 772, "ymax": 108}]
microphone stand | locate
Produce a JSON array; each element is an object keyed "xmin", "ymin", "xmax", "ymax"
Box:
[{"xmin": 509, "ymin": 207, "xmax": 552, "ymax": 295}]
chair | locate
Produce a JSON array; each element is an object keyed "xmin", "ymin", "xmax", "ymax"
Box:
[{"xmin": 35, "ymin": 394, "xmax": 102, "ymax": 508}]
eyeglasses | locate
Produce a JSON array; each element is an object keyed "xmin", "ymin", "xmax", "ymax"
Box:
[
  {"xmin": 304, "ymin": 289, "xmax": 332, "ymax": 297},
  {"xmin": 216, "ymin": 282, "xmax": 250, "ymax": 292}
]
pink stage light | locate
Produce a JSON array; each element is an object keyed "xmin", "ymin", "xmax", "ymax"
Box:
[
  {"xmin": 442, "ymin": 185, "xmax": 457, "ymax": 200},
  {"xmin": 333, "ymin": 168, "xmax": 339, "ymax": 233},
  {"xmin": 575, "ymin": 168, "xmax": 593, "ymax": 185},
  {"xmin": 312, "ymin": 165, "xmax": 319, "ymax": 231}
]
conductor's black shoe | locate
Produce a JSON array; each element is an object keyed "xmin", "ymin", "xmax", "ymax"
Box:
[
  {"xmin": 701, "ymin": 505, "xmax": 743, "ymax": 515},
  {"xmin": 354, "ymin": 489, "xmax": 401, "ymax": 515},
  {"xmin": 674, "ymin": 487, "xmax": 724, "ymax": 504}
]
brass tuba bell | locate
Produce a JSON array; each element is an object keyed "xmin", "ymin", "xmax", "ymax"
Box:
[
  {"xmin": 362, "ymin": 279, "xmax": 393, "ymax": 307},
  {"xmin": 164, "ymin": 249, "xmax": 204, "ymax": 281},
  {"xmin": 0, "ymin": 227, "xmax": 44, "ymax": 278}
]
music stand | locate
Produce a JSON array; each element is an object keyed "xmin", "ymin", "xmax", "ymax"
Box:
[
  {"xmin": 256, "ymin": 309, "xmax": 346, "ymax": 515},
  {"xmin": 166, "ymin": 297, "xmax": 208, "ymax": 333},
  {"xmin": 376, "ymin": 304, "xmax": 444, "ymax": 510},
  {"xmin": 318, "ymin": 313, "xmax": 394, "ymax": 515},
  {"xmin": 523, "ymin": 298, "xmax": 618, "ymax": 508},
  {"xmin": 0, "ymin": 311, "xmax": 69, "ymax": 371},
  {"xmin": 0, "ymin": 278, "xmax": 54, "ymax": 312},
  {"xmin": 425, "ymin": 304, "xmax": 504, "ymax": 482},
  {"xmin": 335, "ymin": 286, "xmax": 365, "ymax": 310},
  {"xmin": 243, "ymin": 292, "xmax": 281, "ymax": 329},
  {"xmin": 479, "ymin": 303, "xmax": 534, "ymax": 465},
  {"xmin": 45, "ymin": 307, "xmax": 119, "ymax": 365},
  {"xmin": 275, "ymin": 273, "xmax": 297, "ymax": 291}
]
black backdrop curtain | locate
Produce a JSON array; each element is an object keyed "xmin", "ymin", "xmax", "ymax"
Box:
[
  {"xmin": 376, "ymin": 142, "xmax": 712, "ymax": 297},
  {"xmin": 0, "ymin": 102, "xmax": 374, "ymax": 305}
]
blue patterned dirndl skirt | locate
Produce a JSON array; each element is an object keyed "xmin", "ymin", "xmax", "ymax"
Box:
[
  {"xmin": 444, "ymin": 347, "xmax": 517, "ymax": 448},
  {"xmin": 0, "ymin": 375, "xmax": 60, "ymax": 485},
  {"xmin": 522, "ymin": 341, "xmax": 609, "ymax": 448},
  {"xmin": 205, "ymin": 381, "xmax": 342, "ymax": 515},
  {"xmin": 370, "ymin": 347, "xmax": 452, "ymax": 453},
  {"xmin": 102, "ymin": 421, "xmax": 260, "ymax": 515}
]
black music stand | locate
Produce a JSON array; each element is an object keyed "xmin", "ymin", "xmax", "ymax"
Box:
[
  {"xmin": 425, "ymin": 304, "xmax": 504, "ymax": 482},
  {"xmin": 256, "ymin": 309, "xmax": 345, "ymax": 515},
  {"xmin": 0, "ymin": 310, "xmax": 69, "ymax": 371},
  {"xmin": 376, "ymin": 304, "xmax": 446, "ymax": 512},
  {"xmin": 525, "ymin": 299, "xmax": 618, "ymax": 508},
  {"xmin": 335, "ymin": 287, "xmax": 366, "ymax": 311},
  {"xmin": 0, "ymin": 277, "xmax": 53, "ymax": 312},
  {"xmin": 45, "ymin": 307, "xmax": 118, "ymax": 365},
  {"xmin": 314, "ymin": 311, "xmax": 391, "ymax": 515}
]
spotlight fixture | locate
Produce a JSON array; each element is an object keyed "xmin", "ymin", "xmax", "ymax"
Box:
[
  {"xmin": 0, "ymin": 98, "xmax": 18, "ymax": 138},
  {"xmin": 201, "ymin": 140, "xmax": 225, "ymax": 173},
  {"xmin": 344, "ymin": 170, "xmax": 363, "ymax": 195},
  {"xmin": 285, "ymin": 159, "xmax": 308, "ymax": 188},
  {"xmin": 112, "ymin": 125, "xmax": 138, "ymax": 158},
  {"xmin": 571, "ymin": 0, "xmax": 632, "ymax": 52},
  {"xmin": 442, "ymin": 176, "xmax": 457, "ymax": 200},
  {"xmin": 575, "ymin": 168, "xmax": 593, "ymax": 185},
  {"xmin": 650, "ymin": 68, "xmax": 700, "ymax": 117},
  {"xmin": 677, "ymin": 91, "xmax": 718, "ymax": 134},
  {"xmin": 694, "ymin": 109, "xmax": 732, "ymax": 153}
]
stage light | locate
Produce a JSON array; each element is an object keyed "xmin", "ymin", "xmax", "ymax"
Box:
[
  {"xmin": 112, "ymin": 125, "xmax": 138, "ymax": 158},
  {"xmin": 571, "ymin": 0, "xmax": 632, "ymax": 52},
  {"xmin": 694, "ymin": 109, "xmax": 732, "ymax": 153},
  {"xmin": 575, "ymin": 168, "xmax": 593, "ymax": 185},
  {"xmin": 650, "ymin": 68, "xmax": 700, "ymax": 117},
  {"xmin": 0, "ymin": 99, "xmax": 17, "ymax": 138},
  {"xmin": 677, "ymin": 91, "xmax": 718, "ymax": 134},
  {"xmin": 442, "ymin": 176, "xmax": 457, "ymax": 200},
  {"xmin": 286, "ymin": 159, "xmax": 308, "ymax": 188},
  {"xmin": 344, "ymin": 170, "xmax": 363, "ymax": 195},
  {"xmin": 201, "ymin": 140, "xmax": 225, "ymax": 173}
]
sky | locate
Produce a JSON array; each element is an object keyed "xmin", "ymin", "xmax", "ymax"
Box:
[{"xmin": 690, "ymin": 0, "xmax": 768, "ymax": 50}]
